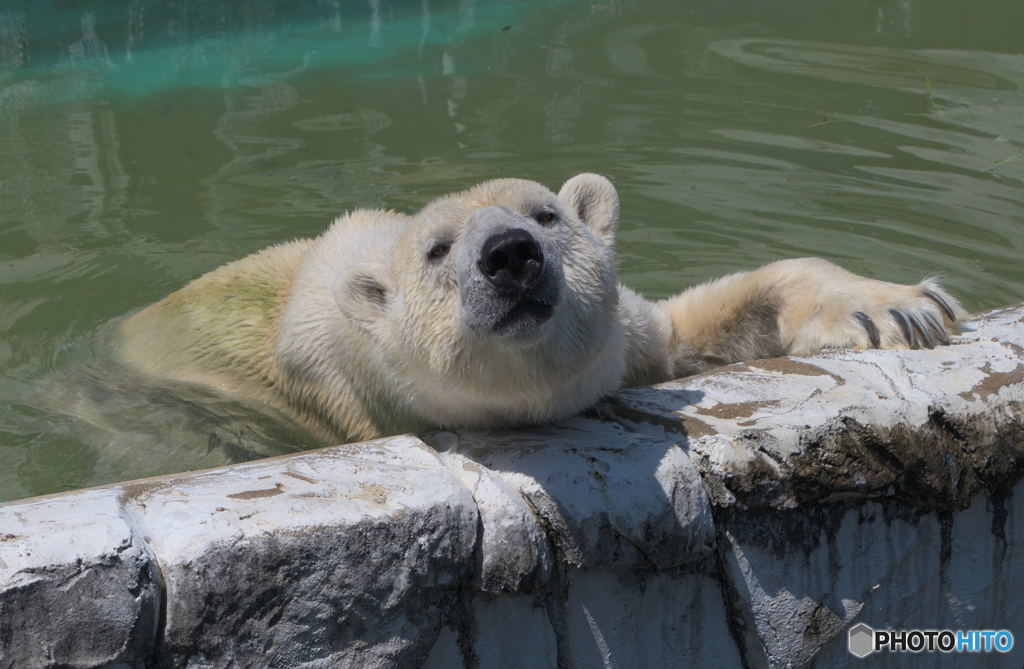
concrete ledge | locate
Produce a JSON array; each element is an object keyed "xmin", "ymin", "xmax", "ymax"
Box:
[
  {"xmin": 2, "ymin": 305, "xmax": 1023, "ymax": 667},
  {"xmin": 120, "ymin": 435, "xmax": 478, "ymax": 666},
  {"xmin": 0, "ymin": 489, "xmax": 160, "ymax": 666}
]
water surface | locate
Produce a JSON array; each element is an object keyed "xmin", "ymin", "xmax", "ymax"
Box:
[{"xmin": 2, "ymin": 0, "xmax": 1023, "ymax": 501}]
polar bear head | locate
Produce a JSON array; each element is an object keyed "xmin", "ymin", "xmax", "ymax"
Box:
[{"xmin": 278, "ymin": 174, "xmax": 627, "ymax": 437}]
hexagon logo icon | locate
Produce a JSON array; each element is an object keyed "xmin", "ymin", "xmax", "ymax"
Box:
[{"xmin": 848, "ymin": 623, "xmax": 875, "ymax": 658}]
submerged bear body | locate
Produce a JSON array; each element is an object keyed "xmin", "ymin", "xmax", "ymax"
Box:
[{"xmin": 116, "ymin": 174, "xmax": 964, "ymax": 445}]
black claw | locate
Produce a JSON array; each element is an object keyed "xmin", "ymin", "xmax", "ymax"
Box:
[
  {"xmin": 854, "ymin": 311, "xmax": 881, "ymax": 348},
  {"xmin": 889, "ymin": 309, "xmax": 916, "ymax": 347},
  {"xmin": 922, "ymin": 288, "xmax": 956, "ymax": 323},
  {"xmin": 923, "ymin": 311, "xmax": 950, "ymax": 345},
  {"xmin": 908, "ymin": 313, "xmax": 934, "ymax": 349}
]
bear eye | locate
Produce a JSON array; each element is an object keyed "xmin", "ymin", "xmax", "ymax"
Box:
[
  {"xmin": 534, "ymin": 209, "xmax": 558, "ymax": 226},
  {"xmin": 428, "ymin": 242, "xmax": 451, "ymax": 261}
]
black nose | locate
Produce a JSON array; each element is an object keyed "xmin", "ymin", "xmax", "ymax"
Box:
[{"xmin": 478, "ymin": 228, "xmax": 544, "ymax": 294}]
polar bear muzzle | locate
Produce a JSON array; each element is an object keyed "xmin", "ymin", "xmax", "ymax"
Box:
[{"xmin": 456, "ymin": 205, "xmax": 563, "ymax": 338}]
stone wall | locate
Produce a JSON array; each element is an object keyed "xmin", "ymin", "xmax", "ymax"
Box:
[{"xmin": 2, "ymin": 304, "xmax": 1023, "ymax": 668}]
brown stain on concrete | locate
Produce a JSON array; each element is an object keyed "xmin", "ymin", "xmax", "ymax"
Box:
[
  {"xmin": 354, "ymin": 483, "xmax": 390, "ymax": 507},
  {"xmin": 228, "ymin": 483, "xmax": 285, "ymax": 500},
  {"xmin": 697, "ymin": 400, "xmax": 782, "ymax": 421},
  {"xmin": 958, "ymin": 363, "xmax": 1024, "ymax": 401},
  {"xmin": 744, "ymin": 358, "xmax": 846, "ymax": 386},
  {"xmin": 678, "ymin": 415, "xmax": 717, "ymax": 438},
  {"xmin": 605, "ymin": 395, "xmax": 718, "ymax": 439},
  {"xmin": 284, "ymin": 471, "xmax": 317, "ymax": 484}
]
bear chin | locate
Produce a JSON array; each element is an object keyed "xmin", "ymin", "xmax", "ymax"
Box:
[{"xmin": 492, "ymin": 299, "xmax": 556, "ymax": 337}]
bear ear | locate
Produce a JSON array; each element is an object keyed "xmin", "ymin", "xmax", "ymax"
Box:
[{"xmin": 558, "ymin": 173, "xmax": 619, "ymax": 247}]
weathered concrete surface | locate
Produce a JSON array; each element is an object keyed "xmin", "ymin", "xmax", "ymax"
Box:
[
  {"xmin": 471, "ymin": 595, "xmax": 558, "ymax": 667},
  {"xmin": 121, "ymin": 435, "xmax": 479, "ymax": 667},
  {"xmin": 428, "ymin": 416, "xmax": 715, "ymax": 573},
  {"xmin": 810, "ymin": 491, "xmax": 1024, "ymax": 668},
  {"xmin": 562, "ymin": 568, "xmax": 743, "ymax": 668},
  {"xmin": 0, "ymin": 303, "xmax": 1022, "ymax": 668},
  {"xmin": 0, "ymin": 488, "xmax": 160, "ymax": 667},
  {"xmin": 717, "ymin": 492, "xmax": 1024, "ymax": 668}
]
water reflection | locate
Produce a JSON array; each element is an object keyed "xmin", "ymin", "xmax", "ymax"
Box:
[{"xmin": 1, "ymin": 0, "xmax": 1023, "ymax": 500}]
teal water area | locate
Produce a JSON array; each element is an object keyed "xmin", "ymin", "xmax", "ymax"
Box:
[{"xmin": 2, "ymin": 0, "xmax": 1023, "ymax": 501}]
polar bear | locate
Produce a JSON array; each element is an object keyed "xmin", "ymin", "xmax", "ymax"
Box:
[{"xmin": 117, "ymin": 174, "xmax": 963, "ymax": 444}]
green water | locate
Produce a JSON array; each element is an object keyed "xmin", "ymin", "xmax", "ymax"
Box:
[{"xmin": 2, "ymin": 0, "xmax": 1023, "ymax": 502}]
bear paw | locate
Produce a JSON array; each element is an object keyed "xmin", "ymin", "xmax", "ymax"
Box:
[{"xmin": 844, "ymin": 280, "xmax": 964, "ymax": 351}]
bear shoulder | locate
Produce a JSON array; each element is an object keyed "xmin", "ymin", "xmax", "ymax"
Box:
[{"xmin": 118, "ymin": 238, "xmax": 315, "ymax": 400}]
